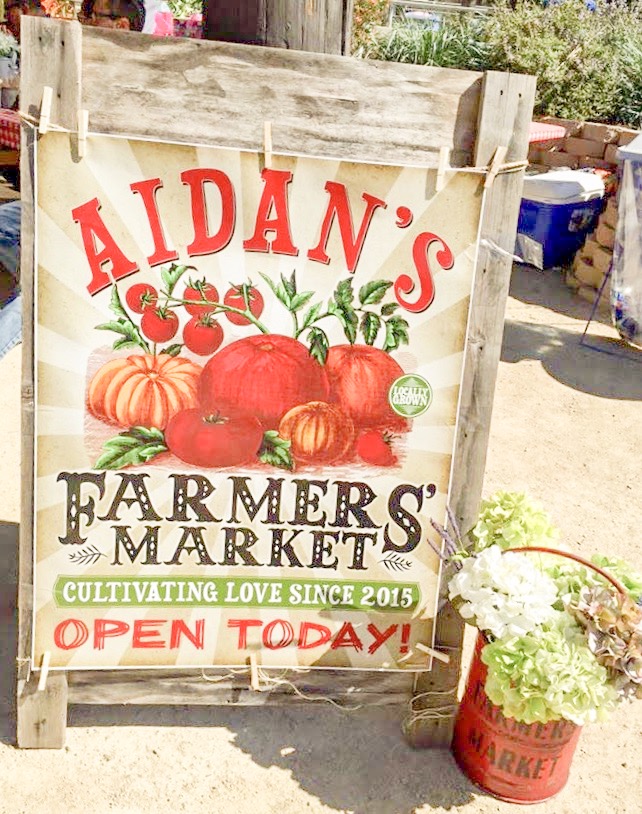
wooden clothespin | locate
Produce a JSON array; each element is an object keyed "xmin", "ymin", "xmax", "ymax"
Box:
[
  {"xmin": 77, "ymin": 109, "xmax": 89, "ymax": 159},
  {"xmin": 248, "ymin": 653, "xmax": 260, "ymax": 691},
  {"xmin": 37, "ymin": 651, "xmax": 51, "ymax": 691},
  {"xmin": 263, "ymin": 121, "xmax": 273, "ymax": 169},
  {"xmin": 484, "ymin": 145, "xmax": 508, "ymax": 190},
  {"xmin": 415, "ymin": 642, "xmax": 451, "ymax": 665},
  {"xmin": 435, "ymin": 146, "xmax": 450, "ymax": 192},
  {"xmin": 39, "ymin": 86, "xmax": 53, "ymax": 135}
]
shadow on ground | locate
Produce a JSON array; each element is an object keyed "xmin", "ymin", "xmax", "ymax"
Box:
[
  {"xmin": 504, "ymin": 266, "xmax": 642, "ymax": 400},
  {"xmin": 66, "ymin": 703, "xmax": 476, "ymax": 813}
]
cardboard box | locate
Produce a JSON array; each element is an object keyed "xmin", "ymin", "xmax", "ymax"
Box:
[
  {"xmin": 603, "ymin": 198, "xmax": 618, "ymax": 229},
  {"xmin": 581, "ymin": 122, "xmax": 620, "ymax": 144},
  {"xmin": 539, "ymin": 150, "xmax": 579, "ymax": 169},
  {"xmin": 564, "ymin": 137, "xmax": 606, "ymax": 158},
  {"xmin": 592, "ymin": 244, "xmax": 613, "ymax": 276},
  {"xmin": 596, "ymin": 221, "xmax": 616, "ymax": 250},
  {"xmin": 577, "ymin": 284, "xmax": 610, "ymax": 314},
  {"xmin": 573, "ymin": 254, "xmax": 604, "ymax": 288},
  {"xmin": 579, "ymin": 236, "xmax": 599, "ymax": 261}
]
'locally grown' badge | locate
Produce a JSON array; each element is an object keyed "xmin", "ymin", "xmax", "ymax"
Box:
[{"xmin": 33, "ymin": 132, "xmax": 484, "ymax": 671}]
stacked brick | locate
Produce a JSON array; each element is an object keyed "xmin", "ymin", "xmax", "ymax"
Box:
[
  {"xmin": 528, "ymin": 118, "xmax": 639, "ymax": 172},
  {"xmin": 527, "ymin": 117, "xmax": 640, "ymax": 313},
  {"xmin": 566, "ymin": 197, "xmax": 618, "ymax": 314}
]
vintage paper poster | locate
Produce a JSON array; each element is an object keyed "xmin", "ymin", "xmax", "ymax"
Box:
[{"xmin": 33, "ymin": 132, "xmax": 483, "ymax": 670}]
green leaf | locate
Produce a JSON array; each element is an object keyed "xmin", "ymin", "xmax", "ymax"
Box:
[
  {"xmin": 259, "ymin": 271, "xmax": 291, "ymax": 309},
  {"xmin": 334, "ymin": 278, "xmax": 354, "ymax": 308},
  {"xmin": 281, "ymin": 271, "xmax": 297, "ymax": 299},
  {"xmin": 159, "ymin": 343, "xmax": 183, "ymax": 357},
  {"xmin": 161, "ymin": 263, "xmax": 191, "ymax": 296},
  {"xmin": 382, "ymin": 315, "xmax": 410, "ymax": 352},
  {"xmin": 94, "ymin": 426, "xmax": 167, "ymax": 470},
  {"xmin": 289, "ymin": 291, "xmax": 315, "ymax": 312},
  {"xmin": 307, "ymin": 326, "xmax": 330, "ymax": 365},
  {"xmin": 258, "ymin": 430, "xmax": 294, "ymax": 471},
  {"xmin": 359, "ymin": 280, "xmax": 393, "ymax": 306},
  {"xmin": 301, "ymin": 302, "xmax": 323, "ymax": 330},
  {"xmin": 328, "ymin": 298, "xmax": 358, "ymax": 343},
  {"xmin": 109, "ymin": 285, "xmax": 129, "ymax": 320},
  {"xmin": 361, "ymin": 311, "xmax": 381, "ymax": 346},
  {"xmin": 381, "ymin": 301, "xmax": 399, "ymax": 316},
  {"xmin": 96, "ymin": 318, "xmax": 150, "ymax": 354}
]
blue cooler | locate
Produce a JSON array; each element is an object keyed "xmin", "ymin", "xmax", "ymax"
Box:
[{"xmin": 516, "ymin": 170, "xmax": 605, "ymax": 269}]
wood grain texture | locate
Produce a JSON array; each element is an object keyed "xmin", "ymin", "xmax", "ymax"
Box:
[
  {"xmin": 406, "ymin": 71, "xmax": 536, "ymax": 749},
  {"xmin": 17, "ymin": 15, "xmax": 81, "ymax": 749},
  {"xmin": 68, "ymin": 668, "xmax": 414, "ymax": 706},
  {"xmin": 204, "ymin": 0, "xmax": 351, "ymax": 54},
  {"xmin": 79, "ymin": 28, "xmax": 481, "ymax": 167}
]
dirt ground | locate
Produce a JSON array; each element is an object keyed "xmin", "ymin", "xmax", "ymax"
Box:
[{"xmin": 0, "ymin": 265, "xmax": 640, "ymax": 814}]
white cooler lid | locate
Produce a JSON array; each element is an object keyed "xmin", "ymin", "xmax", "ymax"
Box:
[
  {"xmin": 522, "ymin": 169, "xmax": 605, "ymax": 204},
  {"xmin": 617, "ymin": 133, "xmax": 642, "ymax": 162}
]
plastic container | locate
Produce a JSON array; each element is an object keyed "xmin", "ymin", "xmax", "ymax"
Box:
[
  {"xmin": 516, "ymin": 170, "xmax": 605, "ymax": 269},
  {"xmin": 452, "ymin": 634, "xmax": 582, "ymax": 804},
  {"xmin": 612, "ymin": 134, "xmax": 642, "ymax": 348}
]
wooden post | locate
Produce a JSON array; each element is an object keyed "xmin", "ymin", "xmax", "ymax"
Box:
[
  {"xmin": 203, "ymin": 0, "xmax": 354, "ymax": 55},
  {"xmin": 404, "ymin": 71, "xmax": 537, "ymax": 749},
  {"xmin": 17, "ymin": 18, "xmax": 82, "ymax": 749}
]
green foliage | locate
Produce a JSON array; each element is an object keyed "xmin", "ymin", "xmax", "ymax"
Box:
[
  {"xmin": 360, "ymin": 0, "xmax": 642, "ymax": 126},
  {"xmin": 166, "ymin": 0, "xmax": 201, "ymax": 20},
  {"xmin": 482, "ymin": 617, "xmax": 619, "ymax": 725},
  {"xmin": 469, "ymin": 491, "xmax": 560, "ymax": 552},
  {"xmin": 352, "ymin": 0, "xmax": 390, "ymax": 52}
]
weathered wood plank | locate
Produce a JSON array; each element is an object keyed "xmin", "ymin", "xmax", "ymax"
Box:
[
  {"xmin": 68, "ymin": 668, "xmax": 414, "ymax": 706},
  {"xmin": 405, "ymin": 71, "xmax": 536, "ymax": 749},
  {"xmin": 17, "ymin": 16, "xmax": 82, "ymax": 749},
  {"xmin": 79, "ymin": 27, "xmax": 481, "ymax": 167}
]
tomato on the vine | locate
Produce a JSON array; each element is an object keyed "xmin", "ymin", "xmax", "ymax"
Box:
[
  {"xmin": 223, "ymin": 283, "xmax": 264, "ymax": 325},
  {"xmin": 182, "ymin": 315, "xmax": 224, "ymax": 356},
  {"xmin": 183, "ymin": 280, "xmax": 219, "ymax": 317},
  {"xmin": 356, "ymin": 430, "xmax": 396, "ymax": 467},
  {"xmin": 141, "ymin": 308, "xmax": 179, "ymax": 343},
  {"xmin": 125, "ymin": 283, "xmax": 158, "ymax": 314},
  {"xmin": 165, "ymin": 408, "xmax": 263, "ymax": 468}
]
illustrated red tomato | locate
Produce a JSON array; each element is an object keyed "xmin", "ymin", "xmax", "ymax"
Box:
[
  {"xmin": 182, "ymin": 316, "xmax": 224, "ymax": 356},
  {"xmin": 183, "ymin": 280, "xmax": 219, "ymax": 317},
  {"xmin": 125, "ymin": 283, "xmax": 158, "ymax": 314},
  {"xmin": 325, "ymin": 344, "xmax": 409, "ymax": 431},
  {"xmin": 199, "ymin": 334, "xmax": 329, "ymax": 429},
  {"xmin": 223, "ymin": 284, "xmax": 264, "ymax": 325},
  {"xmin": 356, "ymin": 430, "xmax": 396, "ymax": 467},
  {"xmin": 141, "ymin": 308, "xmax": 179, "ymax": 343},
  {"xmin": 165, "ymin": 408, "xmax": 263, "ymax": 468}
]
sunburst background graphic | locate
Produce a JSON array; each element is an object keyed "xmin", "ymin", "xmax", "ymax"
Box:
[{"xmin": 33, "ymin": 132, "xmax": 484, "ymax": 671}]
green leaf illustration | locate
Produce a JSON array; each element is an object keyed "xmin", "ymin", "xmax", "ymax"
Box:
[
  {"xmin": 381, "ymin": 301, "xmax": 399, "ymax": 316},
  {"xmin": 161, "ymin": 263, "xmax": 192, "ymax": 297},
  {"xmin": 359, "ymin": 280, "xmax": 393, "ymax": 306},
  {"xmin": 94, "ymin": 427, "xmax": 168, "ymax": 470},
  {"xmin": 258, "ymin": 430, "xmax": 294, "ymax": 471},
  {"xmin": 307, "ymin": 326, "xmax": 330, "ymax": 365},
  {"xmin": 361, "ymin": 311, "xmax": 381, "ymax": 346},
  {"xmin": 96, "ymin": 318, "xmax": 150, "ymax": 354},
  {"xmin": 382, "ymin": 315, "xmax": 410, "ymax": 352},
  {"xmin": 334, "ymin": 278, "xmax": 354, "ymax": 308},
  {"xmin": 301, "ymin": 301, "xmax": 323, "ymax": 330},
  {"xmin": 158, "ymin": 343, "xmax": 183, "ymax": 357}
]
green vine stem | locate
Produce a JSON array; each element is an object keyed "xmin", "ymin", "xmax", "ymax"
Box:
[{"xmin": 164, "ymin": 293, "xmax": 270, "ymax": 334}]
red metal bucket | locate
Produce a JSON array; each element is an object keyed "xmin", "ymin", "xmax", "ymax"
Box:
[{"xmin": 452, "ymin": 634, "xmax": 582, "ymax": 804}]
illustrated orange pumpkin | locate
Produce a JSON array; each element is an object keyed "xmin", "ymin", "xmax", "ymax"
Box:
[
  {"xmin": 87, "ymin": 354, "xmax": 202, "ymax": 430},
  {"xmin": 278, "ymin": 401, "xmax": 355, "ymax": 464}
]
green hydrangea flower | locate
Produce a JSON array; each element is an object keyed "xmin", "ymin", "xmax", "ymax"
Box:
[
  {"xmin": 481, "ymin": 618, "xmax": 618, "ymax": 725},
  {"xmin": 470, "ymin": 491, "xmax": 559, "ymax": 552}
]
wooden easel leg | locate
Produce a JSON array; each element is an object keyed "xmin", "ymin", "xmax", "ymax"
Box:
[{"xmin": 17, "ymin": 672, "xmax": 68, "ymax": 749}]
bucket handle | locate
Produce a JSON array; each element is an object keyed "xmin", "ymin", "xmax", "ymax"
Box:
[{"xmin": 509, "ymin": 546, "xmax": 627, "ymax": 597}]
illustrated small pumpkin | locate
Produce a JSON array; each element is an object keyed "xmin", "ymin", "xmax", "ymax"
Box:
[
  {"xmin": 87, "ymin": 354, "xmax": 202, "ymax": 430},
  {"xmin": 278, "ymin": 401, "xmax": 355, "ymax": 464}
]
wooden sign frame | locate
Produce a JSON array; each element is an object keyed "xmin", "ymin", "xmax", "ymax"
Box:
[{"xmin": 17, "ymin": 17, "xmax": 535, "ymax": 748}]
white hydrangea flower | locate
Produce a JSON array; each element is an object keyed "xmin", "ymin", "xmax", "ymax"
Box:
[{"xmin": 448, "ymin": 545, "xmax": 558, "ymax": 638}]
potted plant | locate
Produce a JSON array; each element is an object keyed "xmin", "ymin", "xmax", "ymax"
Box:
[{"xmin": 436, "ymin": 492, "xmax": 642, "ymax": 804}]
